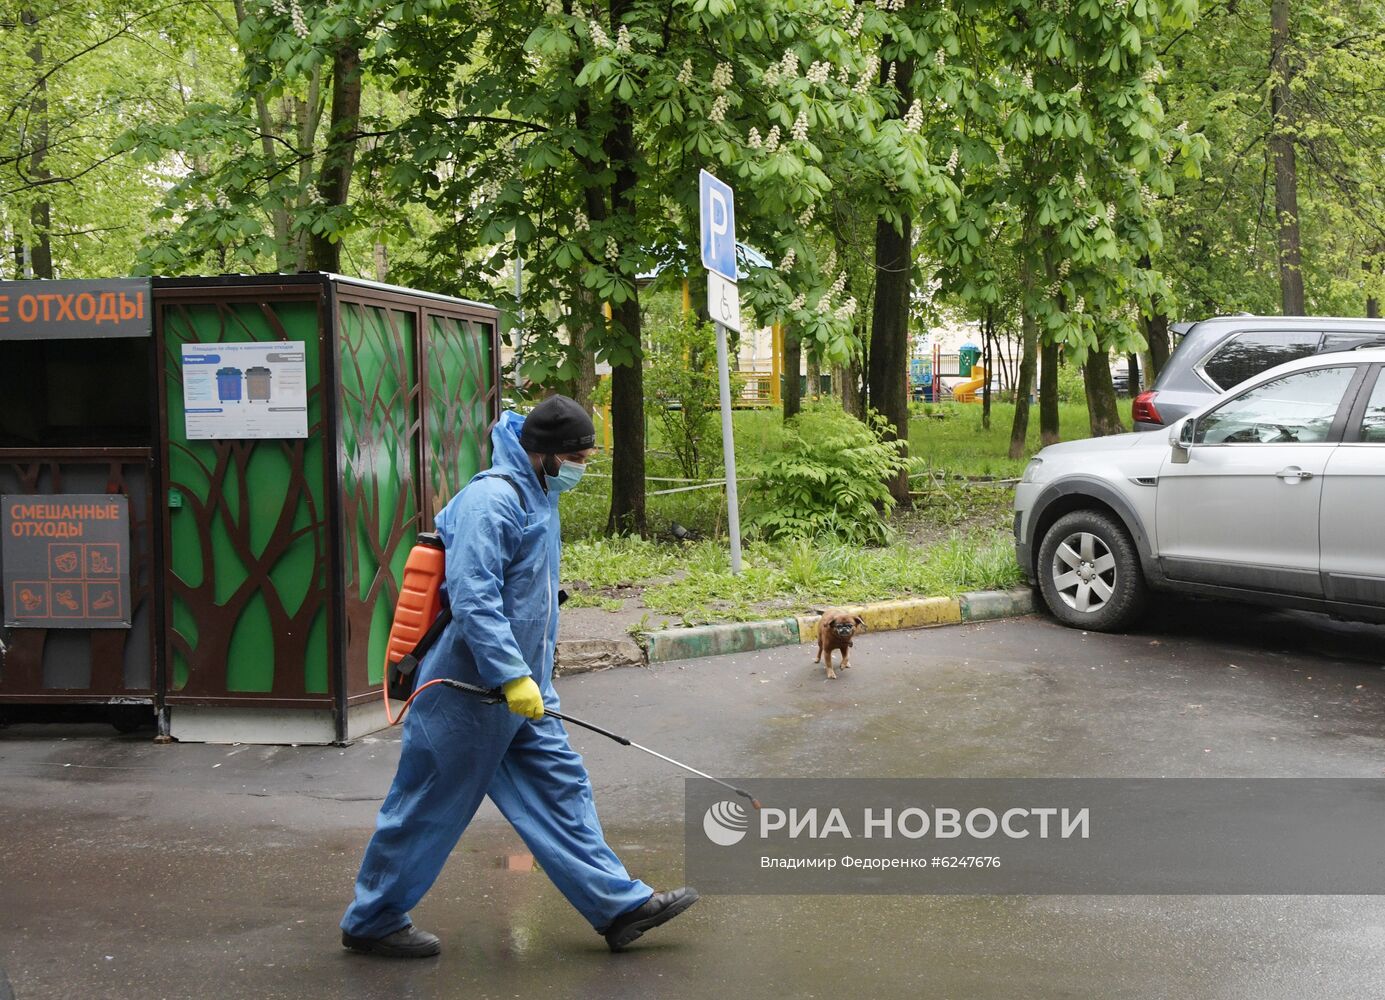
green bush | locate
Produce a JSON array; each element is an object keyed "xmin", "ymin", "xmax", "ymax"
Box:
[
  {"xmin": 1056, "ymin": 358, "xmax": 1086, "ymax": 404},
  {"xmin": 643, "ymin": 314, "xmax": 739, "ymax": 479},
  {"xmin": 746, "ymin": 401, "xmax": 908, "ymax": 545}
]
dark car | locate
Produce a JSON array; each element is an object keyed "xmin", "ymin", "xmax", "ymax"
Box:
[{"xmin": 1132, "ymin": 315, "xmax": 1385, "ymax": 431}]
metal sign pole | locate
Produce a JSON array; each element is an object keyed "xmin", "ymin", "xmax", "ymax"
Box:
[{"xmin": 713, "ymin": 320, "xmax": 743, "ymax": 574}]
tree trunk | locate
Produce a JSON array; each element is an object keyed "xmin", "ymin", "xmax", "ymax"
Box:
[
  {"xmin": 867, "ymin": 56, "xmax": 914, "ymax": 505},
  {"xmin": 1144, "ymin": 311, "xmax": 1171, "ymax": 379},
  {"xmin": 309, "ymin": 44, "xmax": 362, "ymax": 273},
  {"xmin": 1039, "ymin": 341, "xmax": 1060, "ymax": 446},
  {"xmin": 294, "ymin": 71, "xmax": 325, "ymax": 270},
  {"xmin": 838, "ymin": 361, "xmax": 864, "ymax": 419},
  {"xmin": 806, "ymin": 348, "xmax": 821, "ymax": 400},
  {"xmin": 607, "ymin": 300, "xmax": 645, "ymax": 535},
  {"xmin": 783, "ymin": 326, "xmax": 802, "ymax": 420},
  {"xmin": 1270, "ymin": 0, "xmax": 1305, "ymax": 315},
  {"xmin": 867, "ymin": 214, "xmax": 912, "ymax": 504},
  {"xmin": 604, "ymin": 70, "xmax": 645, "ymax": 535},
  {"xmin": 232, "ymin": 0, "xmax": 292, "ymax": 270},
  {"xmin": 1084, "ymin": 355, "xmax": 1124, "ymax": 436},
  {"xmin": 23, "ymin": 9, "xmax": 53, "ymax": 279},
  {"xmin": 1369, "ymin": 295, "xmax": 1380, "ymax": 319},
  {"xmin": 567, "ymin": 280, "xmax": 600, "ymax": 414},
  {"xmin": 1009, "ymin": 284, "xmax": 1039, "ymax": 459},
  {"xmin": 981, "ymin": 308, "xmax": 993, "ymax": 430}
]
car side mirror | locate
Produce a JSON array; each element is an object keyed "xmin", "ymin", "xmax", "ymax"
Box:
[{"xmin": 1169, "ymin": 417, "xmax": 1194, "ymax": 463}]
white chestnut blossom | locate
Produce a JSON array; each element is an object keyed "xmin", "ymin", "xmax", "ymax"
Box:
[
  {"xmin": 790, "ymin": 109, "xmax": 810, "ymax": 143},
  {"xmin": 902, "ymin": 99, "xmax": 924, "ymax": 133},
  {"xmin": 709, "ymin": 93, "xmax": 729, "ymax": 125},
  {"xmin": 289, "ymin": 0, "xmax": 309, "ymax": 37},
  {"xmin": 588, "ymin": 19, "xmax": 610, "ymax": 47},
  {"xmin": 677, "ymin": 59, "xmax": 693, "ymax": 86},
  {"xmin": 712, "ymin": 62, "xmax": 734, "ymax": 90}
]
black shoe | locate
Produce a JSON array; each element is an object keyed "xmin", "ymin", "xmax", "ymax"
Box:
[
  {"xmin": 341, "ymin": 924, "xmax": 441, "ymax": 958},
  {"xmin": 602, "ymin": 887, "xmax": 700, "ymax": 952}
]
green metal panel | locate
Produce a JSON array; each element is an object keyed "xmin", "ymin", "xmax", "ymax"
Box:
[
  {"xmin": 162, "ymin": 299, "xmax": 330, "ymax": 699},
  {"xmin": 424, "ymin": 314, "xmax": 494, "ymax": 519},
  {"xmin": 337, "ymin": 302, "xmax": 419, "ymax": 690}
]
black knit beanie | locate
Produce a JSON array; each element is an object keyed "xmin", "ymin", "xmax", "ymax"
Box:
[{"xmin": 519, "ymin": 394, "xmax": 596, "ymax": 453}]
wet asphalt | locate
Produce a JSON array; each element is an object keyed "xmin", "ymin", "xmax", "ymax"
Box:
[{"xmin": 2, "ymin": 597, "xmax": 1384, "ymax": 999}]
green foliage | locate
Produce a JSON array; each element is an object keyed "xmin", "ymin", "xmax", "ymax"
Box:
[
  {"xmin": 1055, "ymin": 358, "xmax": 1086, "ymax": 404},
  {"xmin": 644, "ymin": 314, "xmax": 739, "ymax": 479},
  {"xmin": 747, "ymin": 401, "xmax": 908, "ymax": 545}
]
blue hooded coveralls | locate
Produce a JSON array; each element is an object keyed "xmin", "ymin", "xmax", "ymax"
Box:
[{"xmin": 341, "ymin": 412, "xmax": 653, "ymax": 938}]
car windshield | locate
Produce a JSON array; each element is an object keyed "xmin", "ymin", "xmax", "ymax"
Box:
[{"xmin": 1195, "ymin": 366, "xmax": 1355, "ymax": 444}]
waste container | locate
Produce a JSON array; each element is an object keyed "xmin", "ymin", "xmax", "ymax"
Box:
[
  {"xmin": 958, "ymin": 342, "xmax": 981, "ymax": 377},
  {"xmin": 1, "ymin": 273, "xmax": 500, "ymax": 744}
]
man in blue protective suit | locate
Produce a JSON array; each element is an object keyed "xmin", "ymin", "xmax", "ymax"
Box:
[{"xmin": 341, "ymin": 394, "xmax": 698, "ymax": 959}]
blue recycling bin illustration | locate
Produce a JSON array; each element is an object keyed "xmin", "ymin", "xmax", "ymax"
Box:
[{"xmin": 216, "ymin": 367, "xmax": 243, "ymax": 402}]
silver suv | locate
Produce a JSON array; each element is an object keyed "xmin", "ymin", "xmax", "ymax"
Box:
[
  {"xmin": 1132, "ymin": 315, "xmax": 1385, "ymax": 431},
  {"xmin": 1016, "ymin": 349, "xmax": 1385, "ymax": 631}
]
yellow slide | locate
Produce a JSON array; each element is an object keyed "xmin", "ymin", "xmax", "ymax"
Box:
[{"xmin": 952, "ymin": 364, "xmax": 988, "ymax": 403}]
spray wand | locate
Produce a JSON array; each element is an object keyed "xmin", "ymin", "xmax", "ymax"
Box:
[{"xmin": 439, "ymin": 678, "xmax": 762, "ymax": 810}]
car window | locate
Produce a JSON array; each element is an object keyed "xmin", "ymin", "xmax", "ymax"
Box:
[
  {"xmin": 1201, "ymin": 331, "xmax": 1320, "ymax": 390},
  {"xmin": 1360, "ymin": 373, "xmax": 1385, "ymax": 444},
  {"xmin": 1195, "ymin": 366, "xmax": 1356, "ymax": 445},
  {"xmin": 1320, "ymin": 332, "xmax": 1385, "ymax": 355}
]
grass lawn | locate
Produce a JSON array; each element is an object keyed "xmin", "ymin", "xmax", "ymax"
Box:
[
  {"xmin": 907, "ymin": 400, "xmax": 1128, "ymax": 479},
  {"xmin": 553, "ymin": 396, "xmax": 1122, "ymax": 627}
]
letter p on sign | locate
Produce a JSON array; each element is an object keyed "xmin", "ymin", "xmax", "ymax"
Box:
[{"xmin": 699, "ymin": 170, "xmax": 737, "ymax": 282}]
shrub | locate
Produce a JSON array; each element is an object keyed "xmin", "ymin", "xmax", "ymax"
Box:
[
  {"xmin": 643, "ymin": 315, "xmax": 739, "ymax": 478},
  {"xmin": 1056, "ymin": 358, "xmax": 1086, "ymax": 404},
  {"xmin": 747, "ymin": 401, "xmax": 908, "ymax": 545}
]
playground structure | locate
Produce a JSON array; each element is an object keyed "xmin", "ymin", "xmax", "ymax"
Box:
[
  {"xmin": 951, "ymin": 364, "xmax": 989, "ymax": 403},
  {"xmin": 911, "ymin": 341, "xmax": 994, "ymax": 402}
]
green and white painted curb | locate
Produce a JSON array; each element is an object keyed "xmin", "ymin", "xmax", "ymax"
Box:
[{"xmin": 640, "ymin": 587, "xmax": 1036, "ymax": 666}]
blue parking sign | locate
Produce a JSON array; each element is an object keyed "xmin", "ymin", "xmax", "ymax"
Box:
[{"xmin": 699, "ymin": 170, "xmax": 737, "ymax": 281}]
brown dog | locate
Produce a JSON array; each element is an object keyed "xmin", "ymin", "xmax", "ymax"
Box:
[{"xmin": 815, "ymin": 610, "xmax": 865, "ymax": 680}]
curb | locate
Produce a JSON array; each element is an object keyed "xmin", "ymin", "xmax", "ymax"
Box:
[{"xmin": 639, "ymin": 586, "xmax": 1036, "ymax": 666}]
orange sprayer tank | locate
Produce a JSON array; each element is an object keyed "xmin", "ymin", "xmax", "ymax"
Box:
[{"xmin": 384, "ymin": 532, "xmax": 446, "ymax": 675}]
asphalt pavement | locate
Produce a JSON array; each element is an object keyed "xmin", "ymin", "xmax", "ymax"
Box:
[{"xmin": 2, "ymin": 597, "xmax": 1384, "ymax": 999}]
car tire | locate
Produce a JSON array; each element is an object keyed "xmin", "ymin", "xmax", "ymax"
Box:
[{"xmin": 1036, "ymin": 509, "xmax": 1147, "ymax": 632}]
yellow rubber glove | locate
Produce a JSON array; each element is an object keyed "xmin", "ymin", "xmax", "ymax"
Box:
[{"xmin": 502, "ymin": 676, "xmax": 545, "ymax": 720}]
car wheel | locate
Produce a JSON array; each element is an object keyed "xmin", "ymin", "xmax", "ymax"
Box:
[{"xmin": 1036, "ymin": 509, "xmax": 1147, "ymax": 632}]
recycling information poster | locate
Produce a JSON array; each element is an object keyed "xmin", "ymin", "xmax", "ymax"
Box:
[
  {"xmin": 2, "ymin": 494, "xmax": 132, "ymax": 629},
  {"xmin": 180, "ymin": 341, "xmax": 309, "ymax": 440}
]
